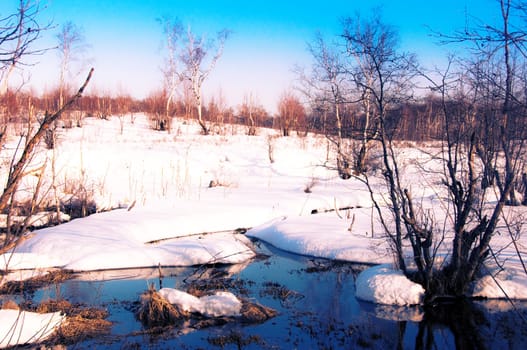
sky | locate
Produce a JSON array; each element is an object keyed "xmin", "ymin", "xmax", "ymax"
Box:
[{"xmin": 1, "ymin": 0, "xmax": 502, "ymax": 113}]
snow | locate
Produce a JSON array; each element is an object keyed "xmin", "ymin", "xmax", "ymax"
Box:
[
  {"xmin": 1, "ymin": 113, "xmax": 527, "ymax": 344},
  {"xmin": 158, "ymin": 288, "xmax": 242, "ymax": 317},
  {"xmin": 472, "ymin": 273, "xmax": 527, "ymax": 300},
  {"xmin": 355, "ymin": 264, "xmax": 425, "ymax": 306},
  {"xmin": 0, "ymin": 206, "xmax": 255, "ymax": 271},
  {"xmin": 246, "ymin": 212, "xmax": 391, "ymax": 264},
  {"xmin": 0, "ymin": 310, "xmax": 64, "ymax": 348}
]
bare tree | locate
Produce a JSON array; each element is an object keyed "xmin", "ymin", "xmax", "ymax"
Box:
[
  {"xmin": 56, "ymin": 21, "xmax": 88, "ymax": 108},
  {"xmin": 179, "ymin": 26, "xmax": 230, "ymax": 134},
  {"xmin": 428, "ymin": 0, "xmax": 527, "ymax": 296},
  {"xmin": 298, "ymin": 32, "xmax": 354, "ymax": 177},
  {"xmin": 158, "ymin": 20, "xmax": 229, "ymax": 134},
  {"xmin": 145, "ymin": 89, "xmax": 170, "ymax": 131},
  {"xmin": 0, "ymin": 0, "xmax": 51, "ymax": 93},
  {"xmin": 159, "ymin": 17, "xmax": 183, "ymax": 132},
  {"xmin": 277, "ymin": 91, "xmax": 306, "ymax": 137},
  {"xmin": 343, "ymin": 11, "xmax": 417, "ymax": 274},
  {"xmin": 240, "ymin": 92, "xmax": 257, "ymax": 135},
  {"xmin": 351, "ymin": 1, "xmax": 527, "ymax": 300},
  {"xmin": 238, "ymin": 93, "xmax": 269, "ymax": 135},
  {"xmin": 115, "ymin": 91, "xmax": 132, "ymax": 134},
  {"xmin": 342, "ymin": 12, "xmax": 417, "ymax": 174}
]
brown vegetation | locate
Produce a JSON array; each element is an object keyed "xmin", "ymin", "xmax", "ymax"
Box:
[
  {"xmin": 0, "ymin": 269, "xmax": 75, "ymax": 294},
  {"xmin": 277, "ymin": 91, "xmax": 306, "ymax": 137},
  {"xmin": 38, "ymin": 300, "xmax": 112, "ymax": 345},
  {"xmin": 136, "ymin": 285, "xmax": 188, "ymax": 327},
  {"xmin": 135, "ymin": 279, "xmax": 277, "ymax": 332}
]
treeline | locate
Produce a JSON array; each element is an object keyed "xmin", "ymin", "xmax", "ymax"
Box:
[
  {"xmin": 0, "ymin": 89, "xmax": 274, "ymax": 133},
  {"xmin": 306, "ymin": 95, "xmax": 527, "ymax": 143},
  {"xmin": 3, "ymin": 87, "xmax": 525, "ymax": 144}
]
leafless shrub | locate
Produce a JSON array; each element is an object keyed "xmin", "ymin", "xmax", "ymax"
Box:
[
  {"xmin": 145, "ymin": 90, "xmax": 173, "ymax": 132},
  {"xmin": 0, "ymin": 69, "xmax": 94, "ymax": 228},
  {"xmin": 62, "ymin": 174, "xmax": 96, "ymax": 218},
  {"xmin": 277, "ymin": 91, "xmax": 306, "ymax": 137}
]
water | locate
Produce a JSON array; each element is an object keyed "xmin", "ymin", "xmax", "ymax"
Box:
[{"xmin": 5, "ymin": 242, "xmax": 527, "ymax": 349}]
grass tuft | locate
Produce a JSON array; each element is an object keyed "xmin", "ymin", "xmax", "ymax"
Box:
[{"xmin": 136, "ymin": 284, "xmax": 187, "ymax": 327}]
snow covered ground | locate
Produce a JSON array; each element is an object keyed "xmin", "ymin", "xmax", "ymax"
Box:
[
  {"xmin": 0, "ymin": 309, "xmax": 63, "ymax": 348},
  {"xmin": 1, "ymin": 114, "xmax": 527, "ymax": 347}
]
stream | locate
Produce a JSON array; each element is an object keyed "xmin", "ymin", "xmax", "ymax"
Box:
[{"xmin": 2, "ymin": 241, "xmax": 527, "ymax": 349}]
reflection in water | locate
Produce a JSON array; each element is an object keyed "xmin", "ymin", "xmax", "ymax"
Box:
[{"xmin": 4, "ymin": 242, "xmax": 527, "ymax": 349}]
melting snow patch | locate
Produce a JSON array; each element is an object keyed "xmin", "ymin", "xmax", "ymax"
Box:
[
  {"xmin": 472, "ymin": 274, "xmax": 527, "ymax": 300},
  {"xmin": 158, "ymin": 288, "xmax": 242, "ymax": 317},
  {"xmin": 355, "ymin": 264, "xmax": 425, "ymax": 306}
]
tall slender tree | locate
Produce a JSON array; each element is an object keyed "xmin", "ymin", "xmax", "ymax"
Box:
[
  {"xmin": 56, "ymin": 21, "xmax": 87, "ymax": 108},
  {"xmin": 158, "ymin": 20, "xmax": 229, "ymax": 134},
  {"xmin": 179, "ymin": 26, "xmax": 230, "ymax": 134},
  {"xmin": 341, "ymin": 11, "xmax": 418, "ymax": 274},
  {"xmin": 160, "ymin": 17, "xmax": 183, "ymax": 132}
]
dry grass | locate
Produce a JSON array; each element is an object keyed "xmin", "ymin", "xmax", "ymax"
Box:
[
  {"xmin": 39, "ymin": 299, "xmax": 112, "ymax": 345},
  {"xmin": 136, "ymin": 285, "xmax": 187, "ymax": 328},
  {"xmin": 239, "ymin": 300, "xmax": 278, "ymax": 323},
  {"xmin": 0, "ymin": 298, "xmax": 112, "ymax": 346},
  {"xmin": 0, "ymin": 269, "xmax": 75, "ymax": 294},
  {"xmin": 52, "ymin": 313, "xmax": 112, "ymax": 344},
  {"xmin": 186, "ymin": 278, "xmax": 277, "ymax": 324},
  {"xmin": 36, "ymin": 299, "xmax": 73, "ymax": 313}
]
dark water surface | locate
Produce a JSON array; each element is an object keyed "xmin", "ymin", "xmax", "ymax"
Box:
[{"xmin": 6, "ymin": 242, "xmax": 527, "ymax": 349}]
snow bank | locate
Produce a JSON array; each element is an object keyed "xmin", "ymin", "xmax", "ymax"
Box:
[
  {"xmin": 247, "ymin": 211, "xmax": 391, "ymax": 264},
  {"xmin": 355, "ymin": 264, "xmax": 425, "ymax": 306},
  {"xmin": 472, "ymin": 273, "xmax": 527, "ymax": 300},
  {"xmin": 0, "ymin": 206, "xmax": 255, "ymax": 271},
  {"xmin": 158, "ymin": 288, "xmax": 242, "ymax": 317},
  {"xmin": 0, "ymin": 310, "xmax": 64, "ymax": 348}
]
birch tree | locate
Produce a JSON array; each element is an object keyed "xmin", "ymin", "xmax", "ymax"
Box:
[
  {"xmin": 56, "ymin": 21, "xmax": 87, "ymax": 108},
  {"xmin": 160, "ymin": 17, "xmax": 183, "ymax": 132},
  {"xmin": 179, "ymin": 27, "xmax": 230, "ymax": 135},
  {"xmin": 159, "ymin": 20, "xmax": 229, "ymax": 134}
]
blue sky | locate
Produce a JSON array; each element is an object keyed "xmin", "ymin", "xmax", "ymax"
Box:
[{"xmin": 1, "ymin": 0, "xmax": 499, "ymax": 112}]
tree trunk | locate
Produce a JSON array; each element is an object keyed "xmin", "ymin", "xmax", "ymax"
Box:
[{"xmin": 197, "ymin": 100, "xmax": 208, "ymax": 135}]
